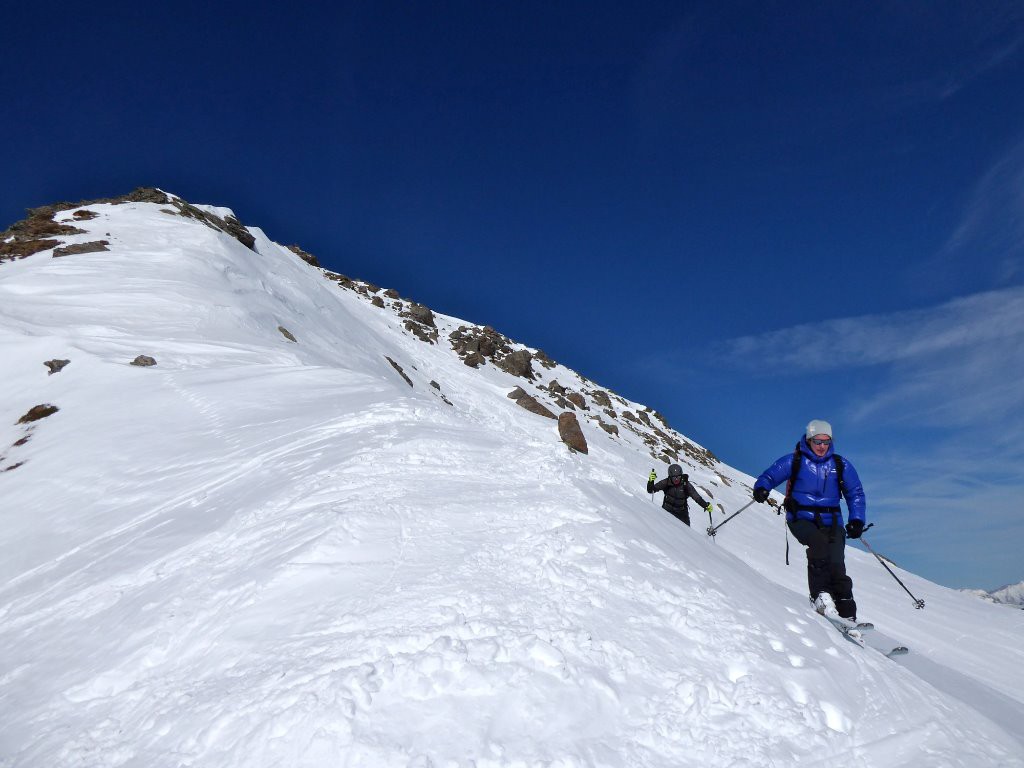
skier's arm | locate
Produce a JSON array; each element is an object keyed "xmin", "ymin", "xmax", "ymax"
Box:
[
  {"xmin": 687, "ymin": 483, "xmax": 708, "ymax": 508},
  {"xmin": 648, "ymin": 477, "xmax": 670, "ymax": 493},
  {"xmin": 753, "ymin": 454, "xmax": 793, "ymax": 493},
  {"xmin": 840, "ymin": 457, "xmax": 866, "ymax": 523}
]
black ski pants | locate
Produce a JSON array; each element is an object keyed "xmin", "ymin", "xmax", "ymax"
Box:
[{"xmin": 788, "ymin": 518, "xmax": 856, "ymax": 619}]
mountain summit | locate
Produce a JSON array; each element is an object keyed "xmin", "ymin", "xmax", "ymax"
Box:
[{"xmin": 2, "ymin": 190, "xmax": 1022, "ymax": 766}]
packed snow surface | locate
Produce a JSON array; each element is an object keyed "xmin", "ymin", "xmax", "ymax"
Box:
[{"xmin": 2, "ymin": 197, "xmax": 1023, "ymax": 767}]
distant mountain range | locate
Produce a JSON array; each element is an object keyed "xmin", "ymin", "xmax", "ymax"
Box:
[{"xmin": 962, "ymin": 581, "xmax": 1024, "ymax": 609}]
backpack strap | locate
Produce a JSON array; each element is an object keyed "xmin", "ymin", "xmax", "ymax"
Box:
[{"xmin": 833, "ymin": 453, "xmax": 846, "ymax": 496}]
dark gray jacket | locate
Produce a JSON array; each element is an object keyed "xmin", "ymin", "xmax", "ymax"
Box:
[{"xmin": 647, "ymin": 476, "xmax": 708, "ymax": 526}]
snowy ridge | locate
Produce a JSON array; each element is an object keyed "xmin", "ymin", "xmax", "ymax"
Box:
[
  {"xmin": 965, "ymin": 581, "xmax": 1024, "ymax": 609},
  {"xmin": 2, "ymin": 193, "xmax": 1023, "ymax": 767},
  {"xmin": 989, "ymin": 581, "xmax": 1024, "ymax": 607}
]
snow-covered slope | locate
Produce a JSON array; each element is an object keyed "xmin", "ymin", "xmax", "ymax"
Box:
[{"xmin": 2, "ymin": 192, "xmax": 1023, "ymax": 767}]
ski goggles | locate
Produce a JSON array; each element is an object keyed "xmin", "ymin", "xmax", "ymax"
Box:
[{"xmin": 809, "ymin": 437, "xmax": 832, "ymax": 447}]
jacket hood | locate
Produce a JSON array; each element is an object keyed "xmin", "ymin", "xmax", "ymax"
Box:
[{"xmin": 799, "ymin": 435, "xmax": 835, "ymax": 463}]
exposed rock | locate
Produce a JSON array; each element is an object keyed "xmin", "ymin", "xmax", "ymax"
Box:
[
  {"xmin": 365, "ymin": 283, "xmax": 381, "ymax": 294},
  {"xmin": 17, "ymin": 404, "xmax": 59, "ymax": 424},
  {"xmin": 403, "ymin": 317, "xmax": 438, "ymax": 344},
  {"xmin": 590, "ymin": 390, "xmax": 612, "ymax": 408},
  {"xmin": 511, "ymin": 392, "xmax": 556, "ymax": 419},
  {"xmin": 681, "ymin": 439, "xmax": 718, "ymax": 468},
  {"xmin": 4, "ymin": 462, "xmax": 25, "ymax": 472},
  {"xmin": 53, "ymin": 240, "xmax": 110, "ymax": 257},
  {"xmin": 604, "ymin": 408, "xmax": 617, "ymax": 420},
  {"xmin": 497, "ymin": 349, "xmax": 534, "ymax": 379},
  {"xmin": 131, "ymin": 355, "xmax": 157, "ymax": 367},
  {"xmin": 120, "ymin": 187, "xmax": 171, "ymax": 204},
  {"xmin": 169, "ymin": 199, "xmax": 256, "ymax": 250},
  {"xmin": 278, "ymin": 326, "xmax": 297, "ymax": 342},
  {"xmin": 44, "ymin": 359, "xmax": 70, "ymax": 375},
  {"xmin": 430, "ymin": 380, "xmax": 453, "ymax": 405},
  {"xmin": 72, "ymin": 210, "xmax": 99, "ymax": 220},
  {"xmin": 407, "ymin": 303, "xmax": 436, "ymax": 328},
  {"xmin": 558, "ymin": 412, "xmax": 589, "ymax": 454},
  {"xmin": 1, "ymin": 206, "xmax": 86, "ymax": 262},
  {"xmin": 325, "ymin": 272, "xmax": 355, "ymax": 289},
  {"xmin": 507, "ymin": 386, "xmax": 528, "ymax": 400},
  {"xmin": 599, "ymin": 420, "xmax": 619, "ymax": 436},
  {"xmin": 383, "ymin": 288, "xmax": 401, "ymax": 299},
  {"xmin": 547, "ymin": 380, "xmax": 567, "ymax": 396},
  {"xmin": 13, "ymin": 435, "xmax": 31, "ymax": 447},
  {"xmin": 637, "ymin": 410, "xmax": 653, "ymax": 427},
  {"xmin": 385, "ymin": 356, "xmax": 414, "ymax": 387},
  {"xmin": 567, "ymin": 392, "xmax": 587, "ymax": 410},
  {"xmin": 463, "ymin": 352, "xmax": 485, "ymax": 368},
  {"xmin": 371, "ymin": 296, "xmax": 385, "ymax": 308},
  {"xmin": 534, "ymin": 349, "xmax": 557, "ymax": 369},
  {"xmin": 286, "ymin": 244, "xmax": 320, "ymax": 268},
  {"xmin": 449, "ymin": 325, "xmax": 515, "ymax": 367}
]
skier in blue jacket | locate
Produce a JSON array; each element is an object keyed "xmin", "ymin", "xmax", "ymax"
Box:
[{"xmin": 751, "ymin": 420, "xmax": 866, "ymax": 621}]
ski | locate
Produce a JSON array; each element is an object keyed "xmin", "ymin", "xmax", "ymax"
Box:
[{"xmin": 819, "ymin": 614, "xmax": 909, "ymax": 658}]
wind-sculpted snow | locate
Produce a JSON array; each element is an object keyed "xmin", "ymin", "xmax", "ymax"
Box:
[{"xmin": 1, "ymin": 195, "xmax": 1023, "ymax": 766}]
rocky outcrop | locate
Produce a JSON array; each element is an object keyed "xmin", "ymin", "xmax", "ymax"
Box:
[
  {"xmin": 449, "ymin": 325, "xmax": 535, "ymax": 380},
  {"xmin": 497, "ymin": 349, "xmax": 534, "ymax": 379},
  {"xmin": 403, "ymin": 302, "xmax": 438, "ymax": 344},
  {"xmin": 167, "ymin": 198, "xmax": 255, "ymax": 250},
  {"xmin": 131, "ymin": 355, "xmax": 157, "ymax": 367},
  {"xmin": 508, "ymin": 387, "xmax": 556, "ymax": 419},
  {"xmin": 286, "ymin": 244, "xmax": 320, "ymax": 267},
  {"xmin": 17, "ymin": 404, "xmax": 59, "ymax": 424},
  {"xmin": 1, "ymin": 207, "xmax": 85, "ymax": 262},
  {"xmin": 53, "ymin": 240, "xmax": 109, "ymax": 258},
  {"xmin": 385, "ymin": 356, "xmax": 414, "ymax": 387},
  {"xmin": 558, "ymin": 412, "xmax": 588, "ymax": 454},
  {"xmin": 44, "ymin": 359, "xmax": 70, "ymax": 375},
  {"xmin": 278, "ymin": 326, "xmax": 297, "ymax": 342}
]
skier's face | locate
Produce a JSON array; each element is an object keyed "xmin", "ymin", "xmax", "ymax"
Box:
[{"xmin": 809, "ymin": 434, "xmax": 831, "ymax": 457}]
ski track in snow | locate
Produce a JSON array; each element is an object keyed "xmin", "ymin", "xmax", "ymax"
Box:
[{"xmin": 2, "ymin": 199, "xmax": 1023, "ymax": 767}]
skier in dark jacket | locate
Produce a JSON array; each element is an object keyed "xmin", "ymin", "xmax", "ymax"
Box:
[
  {"xmin": 647, "ymin": 464, "xmax": 713, "ymax": 527},
  {"xmin": 752, "ymin": 420, "xmax": 866, "ymax": 621}
]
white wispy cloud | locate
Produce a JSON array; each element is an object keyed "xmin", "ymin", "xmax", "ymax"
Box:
[
  {"xmin": 938, "ymin": 136, "xmax": 1024, "ymax": 283},
  {"xmin": 720, "ymin": 284, "xmax": 1024, "ymax": 374}
]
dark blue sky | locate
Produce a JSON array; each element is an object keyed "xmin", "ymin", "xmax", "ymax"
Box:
[{"xmin": 4, "ymin": 1, "xmax": 1023, "ymax": 590}]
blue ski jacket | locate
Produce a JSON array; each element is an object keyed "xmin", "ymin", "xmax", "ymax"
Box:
[{"xmin": 754, "ymin": 438, "xmax": 866, "ymax": 527}]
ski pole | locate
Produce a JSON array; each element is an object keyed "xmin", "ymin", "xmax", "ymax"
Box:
[
  {"xmin": 707, "ymin": 499, "xmax": 755, "ymax": 537},
  {"xmin": 859, "ymin": 524, "xmax": 925, "ymax": 609}
]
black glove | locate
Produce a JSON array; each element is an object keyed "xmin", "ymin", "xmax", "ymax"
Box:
[
  {"xmin": 845, "ymin": 519, "xmax": 864, "ymax": 539},
  {"xmin": 783, "ymin": 497, "xmax": 799, "ymax": 514},
  {"xmin": 753, "ymin": 487, "xmax": 769, "ymax": 503}
]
